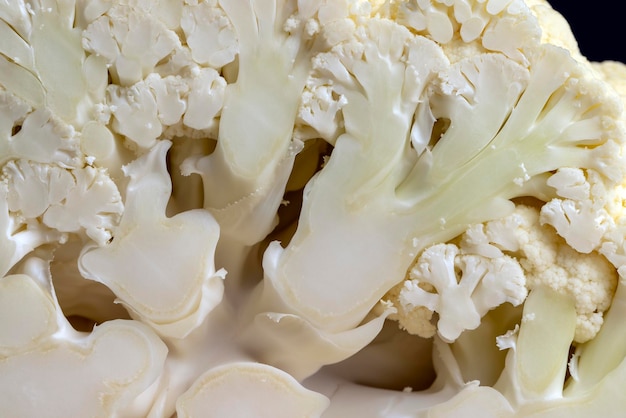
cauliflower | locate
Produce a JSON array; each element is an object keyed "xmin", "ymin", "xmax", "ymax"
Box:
[
  {"xmin": 176, "ymin": 362, "xmax": 329, "ymax": 418},
  {"xmin": 389, "ymin": 205, "xmax": 617, "ymax": 344},
  {"xmin": 4, "ymin": 159, "xmax": 124, "ymax": 245},
  {"xmin": 82, "ymin": 1, "xmax": 180, "ymax": 86},
  {"xmin": 79, "ymin": 141, "xmax": 225, "ymax": 339},
  {"xmin": 0, "ymin": 269, "xmax": 167, "ymax": 416},
  {"xmin": 516, "ymin": 206, "xmax": 617, "ymax": 343},
  {"xmin": 393, "ymin": 242, "xmax": 527, "ymax": 342},
  {"xmin": 2, "ymin": 0, "xmax": 626, "ymax": 417}
]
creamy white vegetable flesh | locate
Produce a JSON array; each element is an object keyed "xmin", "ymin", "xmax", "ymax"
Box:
[{"xmin": 1, "ymin": 0, "xmax": 626, "ymax": 416}]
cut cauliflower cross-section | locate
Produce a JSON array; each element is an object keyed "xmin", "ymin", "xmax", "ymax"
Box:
[
  {"xmin": 180, "ymin": 0, "xmax": 238, "ymax": 69},
  {"xmin": 540, "ymin": 167, "xmax": 617, "ymax": 254},
  {"xmin": 181, "ymin": 0, "xmax": 327, "ymax": 251},
  {"xmin": 0, "ymin": 273, "xmax": 167, "ymax": 417},
  {"xmin": 260, "ymin": 19, "xmax": 448, "ymax": 334},
  {"xmin": 2, "ymin": 0, "xmax": 626, "ymax": 417},
  {"xmin": 176, "ymin": 362, "xmax": 329, "ymax": 418},
  {"xmin": 4, "ymin": 160, "xmax": 124, "ymax": 245},
  {"xmin": 82, "ymin": 2, "xmax": 179, "ymax": 86},
  {"xmin": 397, "ymin": 243, "xmax": 527, "ymax": 342},
  {"xmin": 0, "ymin": 0, "xmax": 105, "ymax": 125},
  {"xmin": 514, "ymin": 206, "xmax": 617, "ymax": 343},
  {"xmin": 79, "ymin": 141, "xmax": 225, "ymax": 339},
  {"xmin": 0, "ymin": 91, "xmax": 81, "ymax": 168},
  {"xmin": 394, "ymin": 0, "xmax": 542, "ymax": 63},
  {"xmin": 259, "ymin": 17, "xmax": 623, "ymax": 343},
  {"xmin": 391, "ymin": 205, "xmax": 618, "ymax": 344}
]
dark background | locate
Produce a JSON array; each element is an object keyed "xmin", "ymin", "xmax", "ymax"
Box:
[{"xmin": 548, "ymin": 1, "xmax": 625, "ymax": 63}]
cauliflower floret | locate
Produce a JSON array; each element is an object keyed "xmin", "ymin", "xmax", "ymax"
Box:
[
  {"xmin": 392, "ymin": 0, "xmax": 541, "ymax": 64},
  {"xmin": 3, "ymin": 160, "xmax": 124, "ymax": 245},
  {"xmin": 0, "ymin": 91, "xmax": 82, "ymax": 168},
  {"xmin": 145, "ymin": 73, "xmax": 188, "ymax": 126},
  {"xmin": 296, "ymin": 80, "xmax": 348, "ymax": 142},
  {"xmin": 540, "ymin": 168, "xmax": 615, "ymax": 254},
  {"xmin": 592, "ymin": 60, "xmax": 626, "ymax": 108},
  {"xmin": 514, "ymin": 206, "xmax": 618, "ymax": 343},
  {"xmin": 183, "ymin": 67, "xmax": 226, "ymax": 130},
  {"xmin": 386, "ymin": 283, "xmax": 437, "ymax": 338},
  {"xmin": 180, "ymin": 0, "xmax": 238, "ymax": 69},
  {"xmin": 106, "ymin": 79, "xmax": 162, "ymax": 150},
  {"xmin": 106, "ymin": 68, "xmax": 226, "ymax": 149},
  {"xmin": 392, "ymin": 243, "xmax": 527, "ymax": 343},
  {"xmin": 524, "ymin": 0, "xmax": 583, "ymax": 61},
  {"xmin": 389, "ymin": 205, "xmax": 617, "ymax": 344},
  {"xmin": 82, "ymin": 3, "xmax": 180, "ymax": 86}
]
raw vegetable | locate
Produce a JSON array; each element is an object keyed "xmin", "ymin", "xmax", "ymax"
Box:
[{"xmin": 1, "ymin": 0, "xmax": 626, "ymax": 416}]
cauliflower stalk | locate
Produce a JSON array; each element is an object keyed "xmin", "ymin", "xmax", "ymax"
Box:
[
  {"xmin": 1, "ymin": 0, "xmax": 626, "ymax": 417},
  {"xmin": 78, "ymin": 140, "xmax": 225, "ymax": 339},
  {"xmin": 0, "ymin": 265, "xmax": 167, "ymax": 417}
]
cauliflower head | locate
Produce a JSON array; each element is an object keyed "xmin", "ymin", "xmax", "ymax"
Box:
[{"xmin": 1, "ymin": 0, "xmax": 626, "ymax": 417}]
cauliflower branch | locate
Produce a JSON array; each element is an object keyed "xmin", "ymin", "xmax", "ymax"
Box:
[
  {"xmin": 260, "ymin": 24, "xmax": 622, "ymax": 347},
  {"xmin": 260, "ymin": 19, "xmax": 448, "ymax": 333},
  {"xmin": 79, "ymin": 141, "xmax": 225, "ymax": 338},
  {"xmin": 1, "ymin": 0, "xmax": 104, "ymax": 125},
  {"xmin": 176, "ymin": 362, "xmax": 329, "ymax": 418},
  {"xmin": 0, "ymin": 273, "xmax": 167, "ymax": 417},
  {"xmin": 181, "ymin": 0, "xmax": 324, "ymax": 249}
]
